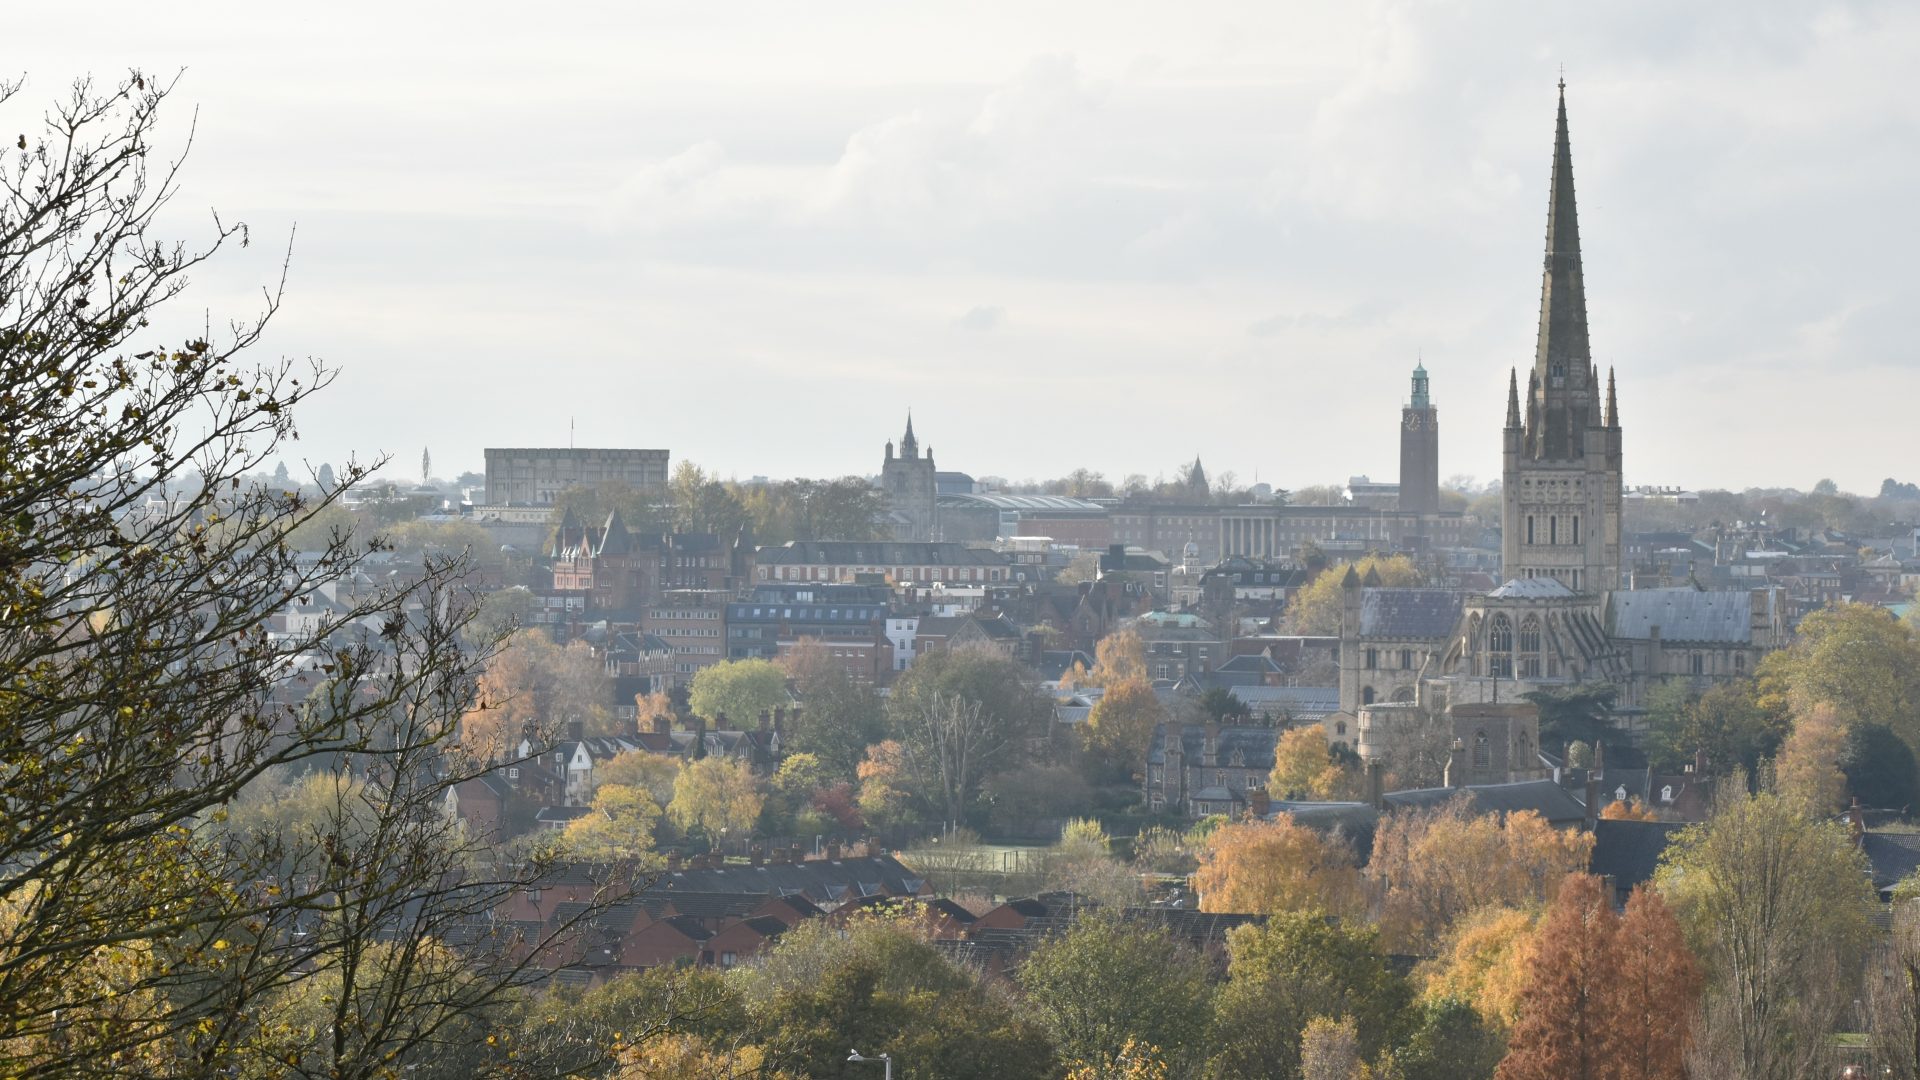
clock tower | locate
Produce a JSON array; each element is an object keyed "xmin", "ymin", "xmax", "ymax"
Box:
[{"xmin": 1398, "ymin": 362, "xmax": 1440, "ymax": 514}]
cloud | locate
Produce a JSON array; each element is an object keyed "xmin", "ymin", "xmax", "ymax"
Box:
[{"xmin": 956, "ymin": 305, "xmax": 1005, "ymax": 331}]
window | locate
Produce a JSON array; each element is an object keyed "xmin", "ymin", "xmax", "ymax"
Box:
[
  {"xmin": 1527, "ymin": 516, "xmax": 1535, "ymax": 545},
  {"xmin": 1488, "ymin": 614, "xmax": 1513, "ymax": 652},
  {"xmin": 1246, "ymin": 774, "xmax": 1259, "ymax": 789},
  {"xmin": 1365, "ymin": 648, "xmax": 1378, "ymax": 669},
  {"xmin": 1734, "ymin": 653, "xmax": 1745, "ymax": 673},
  {"xmin": 1473, "ymin": 731, "xmax": 1491, "ymax": 769},
  {"xmin": 1661, "ymin": 785, "xmax": 1674, "ymax": 803},
  {"xmin": 1549, "ymin": 516, "xmax": 1558, "ymax": 545},
  {"xmin": 1518, "ymin": 617, "xmax": 1540, "ymax": 654},
  {"xmin": 1335, "ymin": 721, "xmax": 1348, "ymax": 736},
  {"xmin": 1362, "ymin": 687, "xmax": 1376, "ymax": 706},
  {"xmin": 1691, "ymin": 653, "xmax": 1705, "ymax": 675},
  {"xmin": 1571, "ymin": 516, "xmax": 1580, "ymax": 545}
]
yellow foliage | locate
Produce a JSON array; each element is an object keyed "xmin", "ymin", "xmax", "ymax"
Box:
[
  {"xmin": 1084, "ymin": 677, "xmax": 1167, "ymax": 769},
  {"xmin": 1065, "ymin": 1036, "xmax": 1171, "ymax": 1080},
  {"xmin": 1284, "ymin": 554, "xmax": 1423, "ymax": 635},
  {"xmin": 615, "ymin": 1033, "xmax": 788, "ymax": 1079},
  {"xmin": 1600, "ymin": 797, "xmax": 1660, "ymax": 821},
  {"xmin": 1776, "ymin": 701, "xmax": 1849, "ymax": 813},
  {"xmin": 1091, "ymin": 630, "xmax": 1147, "ymax": 686},
  {"xmin": 1192, "ymin": 815, "xmax": 1367, "ymax": 920},
  {"xmin": 667, "ymin": 757, "xmax": 765, "ymax": 839},
  {"xmin": 1418, "ymin": 905, "xmax": 1540, "ymax": 1028}
]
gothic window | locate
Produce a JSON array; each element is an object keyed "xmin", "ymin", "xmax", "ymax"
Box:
[
  {"xmin": 1550, "ymin": 516, "xmax": 1558, "ymax": 545},
  {"xmin": 1518, "ymin": 617, "xmax": 1541, "ymax": 654},
  {"xmin": 1473, "ymin": 731, "xmax": 1491, "ymax": 769},
  {"xmin": 1488, "ymin": 614, "xmax": 1513, "ymax": 652},
  {"xmin": 1335, "ymin": 721, "xmax": 1348, "ymax": 737},
  {"xmin": 1400, "ymin": 649, "xmax": 1414, "ymax": 670},
  {"xmin": 1691, "ymin": 653, "xmax": 1705, "ymax": 676},
  {"xmin": 1365, "ymin": 648, "xmax": 1378, "ymax": 669},
  {"xmin": 1521, "ymin": 657, "xmax": 1541, "ymax": 678}
]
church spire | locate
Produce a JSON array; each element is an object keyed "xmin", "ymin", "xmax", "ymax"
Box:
[
  {"xmin": 901, "ymin": 411, "xmax": 918, "ymax": 459},
  {"xmin": 1533, "ymin": 78, "xmax": 1590, "ymax": 391},
  {"xmin": 1606, "ymin": 366, "xmax": 1619, "ymax": 428},
  {"xmin": 1506, "ymin": 367, "xmax": 1521, "ymax": 428}
]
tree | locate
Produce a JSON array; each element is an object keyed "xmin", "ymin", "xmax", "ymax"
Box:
[
  {"xmin": 1756, "ymin": 602, "xmax": 1920, "ymax": 757},
  {"xmin": 600, "ymin": 750, "xmax": 683, "ymax": 809},
  {"xmin": 461, "ymin": 628, "xmax": 616, "ymax": 755},
  {"xmin": 1847, "ymin": 721, "xmax": 1920, "ymax": 810},
  {"xmin": 1775, "ymin": 701, "xmax": 1848, "ymax": 812},
  {"xmin": 1064, "ymin": 1038, "xmax": 1170, "ymax": 1080},
  {"xmin": 562, "ymin": 784, "xmax": 665, "ymax": 860},
  {"xmin": 1044, "ymin": 819, "xmax": 1144, "ymax": 910},
  {"xmin": 687, "ymin": 658, "xmax": 789, "ymax": 726},
  {"xmin": 1285, "ymin": 555, "xmax": 1423, "ymax": 634},
  {"xmin": 463, "ymin": 585, "xmax": 535, "ymax": 646},
  {"xmin": 1609, "ymin": 886, "xmax": 1701, "ymax": 1080},
  {"xmin": 1083, "ymin": 676, "xmax": 1166, "ymax": 778},
  {"xmin": 898, "ymin": 692, "xmax": 1009, "ymax": 827},
  {"xmin": 1299, "ymin": 1016, "xmax": 1362, "ymax": 1080},
  {"xmin": 613, "ymin": 1034, "xmax": 791, "ymax": 1080},
  {"xmin": 1367, "ymin": 802, "xmax": 1593, "ymax": 954},
  {"xmin": 981, "ymin": 764, "xmax": 1093, "ymax": 837},
  {"xmin": 1196, "ymin": 686, "xmax": 1252, "ymax": 723},
  {"xmin": 1520, "ymin": 684, "xmax": 1620, "ymax": 755},
  {"xmin": 856, "ymin": 740, "xmax": 917, "ymax": 829},
  {"xmin": 1600, "ymin": 797, "xmax": 1660, "ymax": 821},
  {"xmin": 1193, "ymin": 816, "xmax": 1368, "ymax": 920},
  {"xmin": 1419, "ymin": 906, "xmax": 1539, "ymax": 1031},
  {"xmin": 1657, "ymin": 785, "xmax": 1875, "ymax": 1080},
  {"xmin": 1495, "ymin": 875, "xmax": 1616, "ymax": 1080},
  {"xmin": 1206, "ymin": 913, "xmax": 1413, "ymax": 1080},
  {"xmin": 1269, "ymin": 726, "xmax": 1361, "ymax": 801},
  {"xmin": 0, "ymin": 73, "xmax": 615, "ymax": 1079},
  {"xmin": 1648, "ymin": 680, "xmax": 1784, "ymax": 778},
  {"xmin": 1388, "ymin": 997, "xmax": 1507, "ymax": 1080},
  {"xmin": 667, "ymin": 757, "xmax": 764, "ymax": 841},
  {"xmin": 1091, "ymin": 629, "xmax": 1147, "ymax": 686},
  {"xmin": 1017, "ymin": 914, "xmax": 1212, "ymax": 1076},
  {"xmin": 780, "ymin": 644, "xmax": 884, "ymax": 781},
  {"xmin": 1866, "ymin": 898, "xmax": 1920, "ymax": 1080}
]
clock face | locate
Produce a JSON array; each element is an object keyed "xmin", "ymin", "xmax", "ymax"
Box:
[{"xmin": 1404, "ymin": 413, "xmax": 1424, "ymax": 431}]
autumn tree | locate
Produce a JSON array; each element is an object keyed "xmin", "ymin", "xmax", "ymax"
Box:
[
  {"xmin": 1645, "ymin": 679, "xmax": 1785, "ymax": 778},
  {"xmin": 1600, "ymin": 798, "xmax": 1660, "ymax": 822},
  {"xmin": 1495, "ymin": 874, "xmax": 1617, "ymax": 1080},
  {"xmin": 1083, "ymin": 676, "xmax": 1166, "ymax": 778},
  {"xmin": 1367, "ymin": 802, "xmax": 1593, "ymax": 953},
  {"xmin": 462, "ymin": 628, "xmax": 616, "ymax": 755},
  {"xmin": 1609, "ymin": 886, "xmax": 1701, "ymax": 1080},
  {"xmin": 780, "ymin": 640, "xmax": 884, "ymax": 781},
  {"xmin": 600, "ymin": 750, "xmax": 682, "ymax": 809},
  {"xmin": 667, "ymin": 757, "xmax": 764, "ymax": 841},
  {"xmin": 1658, "ymin": 785, "xmax": 1875, "ymax": 1080},
  {"xmin": 855, "ymin": 740, "xmax": 918, "ymax": 829},
  {"xmin": 1269, "ymin": 726, "xmax": 1362, "ymax": 801},
  {"xmin": 1756, "ymin": 602, "xmax": 1920, "ymax": 755},
  {"xmin": 0, "ymin": 73, "xmax": 620, "ymax": 1078},
  {"xmin": 562, "ymin": 784, "xmax": 665, "ymax": 860},
  {"xmin": 1299, "ymin": 1016, "xmax": 1362, "ymax": 1080},
  {"xmin": 1194, "ymin": 816, "xmax": 1368, "ymax": 921},
  {"xmin": 687, "ymin": 658, "xmax": 789, "ymax": 727},
  {"xmin": 1018, "ymin": 913, "xmax": 1212, "ymax": 1076},
  {"xmin": 1285, "ymin": 554, "xmax": 1422, "ymax": 634},
  {"xmin": 1419, "ymin": 906, "xmax": 1540, "ymax": 1031},
  {"xmin": 1090, "ymin": 629, "xmax": 1147, "ymax": 686},
  {"xmin": 1775, "ymin": 700, "xmax": 1849, "ymax": 812}
]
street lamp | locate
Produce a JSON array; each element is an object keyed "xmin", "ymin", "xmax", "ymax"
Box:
[{"xmin": 848, "ymin": 1049, "xmax": 892, "ymax": 1079}]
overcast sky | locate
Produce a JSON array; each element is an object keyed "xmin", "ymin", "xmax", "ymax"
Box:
[{"xmin": 18, "ymin": 1, "xmax": 1919, "ymax": 494}]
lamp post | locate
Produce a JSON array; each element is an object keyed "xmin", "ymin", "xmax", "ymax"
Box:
[{"xmin": 848, "ymin": 1049, "xmax": 892, "ymax": 1079}]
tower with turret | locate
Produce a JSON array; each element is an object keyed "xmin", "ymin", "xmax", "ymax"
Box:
[
  {"xmin": 1500, "ymin": 82, "xmax": 1624, "ymax": 593},
  {"xmin": 881, "ymin": 413, "xmax": 938, "ymax": 541}
]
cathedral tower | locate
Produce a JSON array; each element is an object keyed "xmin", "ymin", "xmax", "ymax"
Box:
[
  {"xmin": 881, "ymin": 412, "xmax": 937, "ymax": 541},
  {"xmin": 1501, "ymin": 82, "xmax": 1623, "ymax": 593},
  {"xmin": 1399, "ymin": 362, "xmax": 1439, "ymax": 514}
]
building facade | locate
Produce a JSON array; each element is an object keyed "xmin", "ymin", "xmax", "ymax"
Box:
[
  {"xmin": 484, "ymin": 447, "xmax": 670, "ymax": 506},
  {"xmin": 881, "ymin": 415, "xmax": 938, "ymax": 542},
  {"xmin": 1399, "ymin": 363, "xmax": 1440, "ymax": 514}
]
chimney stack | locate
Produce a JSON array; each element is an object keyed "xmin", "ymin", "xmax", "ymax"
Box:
[
  {"xmin": 1445, "ymin": 738, "xmax": 1466, "ymax": 788},
  {"xmin": 1248, "ymin": 788, "xmax": 1271, "ymax": 818},
  {"xmin": 566, "ymin": 718, "xmax": 585, "ymax": 743},
  {"xmin": 750, "ymin": 846, "xmax": 765, "ymax": 868},
  {"xmin": 758, "ymin": 709, "xmax": 771, "ymax": 732},
  {"xmin": 653, "ymin": 712, "xmax": 671, "ymax": 736},
  {"xmin": 826, "ymin": 841, "xmax": 843, "ymax": 861},
  {"xmin": 1367, "ymin": 759, "xmax": 1386, "ymax": 811},
  {"xmin": 667, "ymin": 851, "xmax": 683, "ymax": 872},
  {"xmin": 1584, "ymin": 773, "xmax": 1600, "ymax": 830},
  {"xmin": 1693, "ymin": 747, "xmax": 1708, "ymax": 777}
]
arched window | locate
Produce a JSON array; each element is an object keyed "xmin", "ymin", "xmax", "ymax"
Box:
[
  {"xmin": 1473, "ymin": 731, "xmax": 1491, "ymax": 769},
  {"xmin": 1488, "ymin": 614, "xmax": 1513, "ymax": 652},
  {"xmin": 1335, "ymin": 721, "xmax": 1348, "ymax": 736},
  {"xmin": 1518, "ymin": 616, "xmax": 1541, "ymax": 654},
  {"xmin": 1392, "ymin": 686, "xmax": 1416, "ymax": 703}
]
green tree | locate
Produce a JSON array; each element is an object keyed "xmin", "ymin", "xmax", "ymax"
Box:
[
  {"xmin": 1846, "ymin": 722, "xmax": 1920, "ymax": 809},
  {"xmin": 781, "ymin": 644, "xmax": 885, "ymax": 780},
  {"xmin": 1756, "ymin": 602, "xmax": 1920, "ymax": 756},
  {"xmin": 1017, "ymin": 914, "xmax": 1212, "ymax": 1076},
  {"xmin": 888, "ymin": 647, "xmax": 1052, "ymax": 826},
  {"xmin": 1521, "ymin": 684, "xmax": 1620, "ymax": 754},
  {"xmin": 1389, "ymin": 998, "xmax": 1506, "ymax": 1080},
  {"xmin": 1657, "ymin": 785, "xmax": 1875, "ymax": 1080},
  {"xmin": 687, "ymin": 658, "xmax": 790, "ymax": 727},
  {"xmin": 561, "ymin": 783, "xmax": 665, "ymax": 860},
  {"xmin": 1206, "ymin": 912, "xmax": 1414, "ymax": 1080},
  {"xmin": 668, "ymin": 757, "xmax": 765, "ymax": 841}
]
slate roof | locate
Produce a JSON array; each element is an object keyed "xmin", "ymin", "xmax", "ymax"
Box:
[
  {"xmin": 1383, "ymin": 779, "xmax": 1589, "ymax": 825},
  {"xmin": 1146, "ymin": 723, "xmax": 1280, "ymax": 771},
  {"xmin": 1358, "ymin": 589, "xmax": 1464, "ymax": 640},
  {"xmin": 1605, "ymin": 588, "xmax": 1760, "ymax": 644},
  {"xmin": 644, "ymin": 855, "xmax": 928, "ymax": 906},
  {"xmin": 1589, "ymin": 819, "xmax": 1686, "ymax": 894},
  {"xmin": 1488, "ymin": 577, "xmax": 1574, "ymax": 599},
  {"xmin": 1229, "ymin": 685, "xmax": 1341, "ymax": 721},
  {"xmin": 756, "ymin": 541, "xmax": 1008, "ymax": 568},
  {"xmin": 1863, "ymin": 831, "xmax": 1920, "ymax": 894}
]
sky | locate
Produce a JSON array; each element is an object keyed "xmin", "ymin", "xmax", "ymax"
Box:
[{"xmin": 16, "ymin": 1, "xmax": 1919, "ymax": 495}]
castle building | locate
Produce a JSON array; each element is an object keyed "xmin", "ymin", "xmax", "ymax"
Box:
[
  {"xmin": 1398, "ymin": 363, "xmax": 1439, "ymax": 514},
  {"xmin": 881, "ymin": 414, "xmax": 938, "ymax": 542}
]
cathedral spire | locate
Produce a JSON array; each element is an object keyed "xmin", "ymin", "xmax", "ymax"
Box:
[
  {"xmin": 901, "ymin": 411, "xmax": 918, "ymax": 459},
  {"xmin": 1606, "ymin": 366, "xmax": 1619, "ymax": 428},
  {"xmin": 1533, "ymin": 78, "xmax": 1590, "ymax": 390},
  {"xmin": 1506, "ymin": 367, "xmax": 1521, "ymax": 428}
]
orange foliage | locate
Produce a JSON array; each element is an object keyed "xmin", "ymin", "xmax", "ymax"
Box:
[{"xmin": 1600, "ymin": 798, "xmax": 1659, "ymax": 822}]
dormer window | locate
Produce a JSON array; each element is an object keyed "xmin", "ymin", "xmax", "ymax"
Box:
[{"xmin": 1662, "ymin": 785, "xmax": 1674, "ymax": 803}]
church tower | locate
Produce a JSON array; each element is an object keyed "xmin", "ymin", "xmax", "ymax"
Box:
[
  {"xmin": 1398, "ymin": 362, "xmax": 1439, "ymax": 514},
  {"xmin": 881, "ymin": 412, "xmax": 938, "ymax": 541},
  {"xmin": 1501, "ymin": 82, "xmax": 1623, "ymax": 593}
]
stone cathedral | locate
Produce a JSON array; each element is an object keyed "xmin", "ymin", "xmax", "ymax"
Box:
[{"xmin": 1336, "ymin": 84, "xmax": 1786, "ymax": 743}]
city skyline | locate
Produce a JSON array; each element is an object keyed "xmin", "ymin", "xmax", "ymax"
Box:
[{"xmin": 22, "ymin": 1, "xmax": 1919, "ymax": 493}]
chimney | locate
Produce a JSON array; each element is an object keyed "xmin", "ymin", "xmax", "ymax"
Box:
[
  {"xmin": 1593, "ymin": 739, "xmax": 1606, "ymax": 774},
  {"xmin": 653, "ymin": 713, "xmax": 671, "ymax": 736},
  {"xmin": 1584, "ymin": 773, "xmax": 1600, "ymax": 830},
  {"xmin": 758, "ymin": 709, "xmax": 771, "ymax": 732},
  {"xmin": 667, "ymin": 851, "xmax": 683, "ymax": 871},
  {"xmin": 1445, "ymin": 738, "xmax": 1466, "ymax": 788},
  {"xmin": 1248, "ymin": 788, "xmax": 1271, "ymax": 818},
  {"xmin": 826, "ymin": 841, "xmax": 843, "ymax": 861},
  {"xmin": 1693, "ymin": 747, "xmax": 1708, "ymax": 777},
  {"xmin": 750, "ymin": 846, "xmax": 765, "ymax": 868},
  {"xmin": 565, "ymin": 718, "xmax": 585, "ymax": 743},
  {"xmin": 773, "ymin": 707, "xmax": 786, "ymax": 733},
  {"xmin": 1204, "ymin": 722, "xmax": 1221, "ymax": 767},
  {"xmin": 1367, "ymin": 759, "xmax": 1386, "ymax": 811}
]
